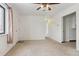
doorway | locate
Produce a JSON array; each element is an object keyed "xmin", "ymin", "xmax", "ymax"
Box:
[{"xmin": 63, "ymin": 12, "xmax": 76, "ymax": 43}]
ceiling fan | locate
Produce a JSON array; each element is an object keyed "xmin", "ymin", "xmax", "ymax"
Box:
[{"xmin": 34, "ymin": 3, "xmax": 60, "ymax": 11}]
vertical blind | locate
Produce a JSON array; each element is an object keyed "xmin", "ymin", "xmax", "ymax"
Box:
[
  {"xmin": 0, "ymin": 4, "xmax": 13, "ymax": 44},
  {"xmin": 7, "ymin": 7, "xmax": 13, "ymax": 43},
  {"xmin": 6, "ymin": 4, "xmax": 13, "ymax": 43}
]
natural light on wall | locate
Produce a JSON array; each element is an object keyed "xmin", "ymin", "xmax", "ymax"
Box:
[
  {"xmin": 44, "ymin": 16, "xmax": 53, "ymax": 28},
  {"xmin": 48, "ymin": 19, "xmax": 53, "ymax": 27}
]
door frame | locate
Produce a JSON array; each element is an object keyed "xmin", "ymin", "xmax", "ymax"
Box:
[{"xmin": 62, "ymin": 12, "xmax": 76, "ymax": 43}]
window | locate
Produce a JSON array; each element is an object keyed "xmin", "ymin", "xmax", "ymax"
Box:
[{"xmin": 0, "ymin": 5, "xmax": 5, "ymax": 34}]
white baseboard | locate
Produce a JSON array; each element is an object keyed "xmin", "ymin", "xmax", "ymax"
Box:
[
  {"xmin": 46, "ymin": 36, "xmax": 63, "ymax": 43},
  {"xmin": 2, "ymin": 41, "xmax": 18, "ymax": 56},
  {"xmin": 19, "ymin": 37, "xmax": 46, "ymax": 40}
]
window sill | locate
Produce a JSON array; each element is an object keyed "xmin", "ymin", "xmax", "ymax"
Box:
[{"xmin": 0, "ymin": 34, "xmax": 8, "ymax": 37}]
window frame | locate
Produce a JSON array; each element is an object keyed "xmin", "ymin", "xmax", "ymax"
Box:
[{"xmin": 0, "ymin": 5, "xmax": 5, "ymax": 34}]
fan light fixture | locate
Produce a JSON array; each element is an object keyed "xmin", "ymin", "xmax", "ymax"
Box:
[
  {"xmin": 40, "ymin": 3, "xmax": 51, "ymax": 11},
  {"xmin": 34, "ymin": 3, "xmax": 60, "ymax": 11}
]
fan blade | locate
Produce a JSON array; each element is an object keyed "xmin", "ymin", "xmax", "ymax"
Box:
[
  {"xmin": 37, "ymin": 7, "xmax": 41, "ymax": 10},
  {"xmin": 48, "ymin": 7, "xmax": 51, "ymax": 11},
  {"xmin": 48, "ymin": 3, "xmax": 60, "ymax": 5},
  {"xmin": 34, "ymin": 3, "xmax": 60, "ymax": 5}
]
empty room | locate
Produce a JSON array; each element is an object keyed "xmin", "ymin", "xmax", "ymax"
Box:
[{"xmin": 0, "ymin": 3, "xmax": 79, "ymax": 56}]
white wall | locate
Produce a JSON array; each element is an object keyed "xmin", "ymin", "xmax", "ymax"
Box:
[
  {"xmin": 18, "ymin": 15, "xmax": 47, "ymax": 40},
  {"xmin": 13, "ymin": 6, "xmax": 20, "ymax": 42},
  {"xmin": 48, "ymin": 4, "xmax": 79, "ymax": 50},
  {"xmin": 0, "ymin": 4, "xmax": 19, "ymax": 55}
]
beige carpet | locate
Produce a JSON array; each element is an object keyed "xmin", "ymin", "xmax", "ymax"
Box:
[{"xmin": 5, "ymin": 39, "xmax": 79, "ymax": 56}]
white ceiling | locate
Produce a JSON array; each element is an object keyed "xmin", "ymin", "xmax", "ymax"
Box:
[{"xmin": 10, "ymin": 3, "xmax": 77, "ymax": 16}]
